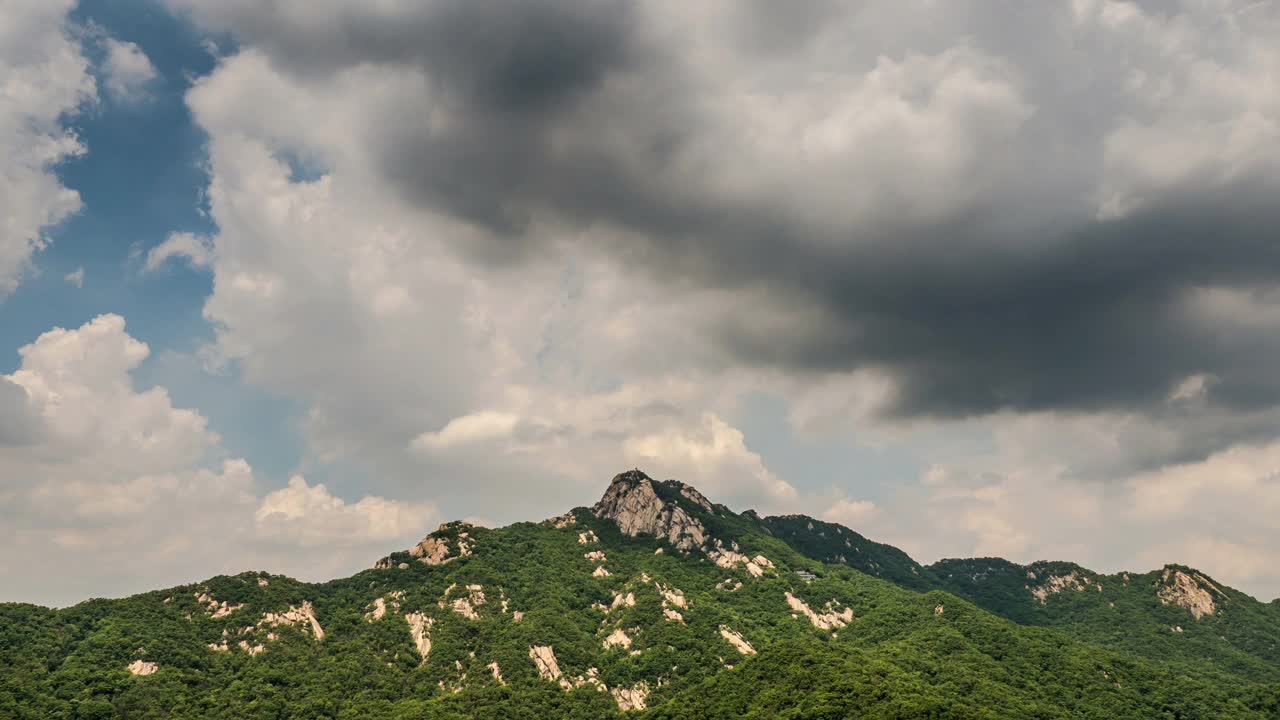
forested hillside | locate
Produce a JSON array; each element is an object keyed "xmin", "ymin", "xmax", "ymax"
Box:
[{"xmin": 4, "ymin": 470, "xmax": 1279, "ymax": 719}]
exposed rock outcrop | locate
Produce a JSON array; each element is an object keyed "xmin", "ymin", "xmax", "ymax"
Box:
[
  {"xmin": 719, "ymin": 626, "xmax": 756, "ymax": 655},
  {"xmin": 785, "ymin": 591, "xmax": 853, "ymax": 630},
  {"xmin": 1158, "ymin": 567, "xmax": 1225, "ymax": 620},
  {"xmin": 365, "ymin": 591, "xmax": 404, "ymax": 621},
  {"xmin": 680, "ymin": 485, "xmax": 715, "ymax": 513},
  {"xmin": 450, "ymin": 585, "xmax": 486, "ymax": 619},
  {"xmin": 603, "ymin": 628, "xmax": 633, "ymax": 649},
  {"xmin": 593, "ymin": 471, "xmax": 707, "ymax": 550},
  {"xmin": 529, "ymin": 645, "xmax": 607, "ymax": 692},
  {"xmin": 1028, "ymin": 570, "xmax": 1101, "ymax": 602},
  {"xmin": 658, "ymin": 584, "xmax": 687, "ymax": 609},
  {"xmin": 612, "ymin": 682, "xmax": 650, "ymax": 711},
  {"xmin": 578, "ymin": 530, "xmax": 599, "ymax": 544},
  {"xmin": 238, "ymin": 640, "xmax": 265, "ymax": 656},
  {"xmin": 708, "ymin": 542, "xmax": 773, "ymax": 578},
  {"xmin": 529, "ymin": 645, "xmax": 563, "ymax": 682},
  {"xmin": 194, "ymin": 592, "xmax": 244, "ymax": 619},
  {"xmin": 656, "ymin": 582, "xmax": 687, "ymax": 621},
  {"xmin": 127, "ymin": 660, "xmax": 158, "ymax": 676},
  {"xmin": 410, "ymin": 535, "xmax": 453, "ymax": 565},
  {"xmin": 260, "ymin": 601, "xmax": 324, "ymax": 640},
  {"xmin": 548, "ymin": 511, "xmax": 577, "ymax": 529},
  {"xmin": 406, "ymin": 612, "xmax": 433, "ymax": 660},
  {"xmin": 375, "ymin": 522, "xmax": 476, "ymax": 569}
]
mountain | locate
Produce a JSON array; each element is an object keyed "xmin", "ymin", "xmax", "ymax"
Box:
[
  {"xmin": 4, "ymin": 469, "xmax": 1280, "ymax": 719},
  {"xmin": 927, "ymin": 557, "xmax": 1280, "ymax": 681}
]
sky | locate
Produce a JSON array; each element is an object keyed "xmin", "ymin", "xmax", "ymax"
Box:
[{"xmin": 3, "ymin": 0, "xmax": 1280, "ymax": 607}]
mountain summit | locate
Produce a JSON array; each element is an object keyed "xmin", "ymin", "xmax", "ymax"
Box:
[
  {"xmin": 592, "ymin": 470, "xmax": 711, "ymax": 550},
  {"xmin": 5, "ymin": 469, "xmax": 1280, "ymax": 719}
]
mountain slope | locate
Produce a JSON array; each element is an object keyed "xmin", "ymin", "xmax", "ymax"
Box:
[
  {"xmin": 752, "ymin": 512, "xmax": 933, "ymax": 591},
  {"xmin": 3, "ymin": 470, "xmax": 1279, "ymax": 719},
  {"xmin": 928, "ymin": 556, "xmax": 1280, "ymax": 681}
]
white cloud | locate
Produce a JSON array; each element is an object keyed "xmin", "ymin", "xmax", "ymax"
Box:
[
  {"xmin": 144, "ymin": 231, "xmax": 214, "ymax": 271},
  {"xmin": 412, "ymin": 411, "xmax": 521, "ymax": 452},
  {"xmin": 0, "ymin": 315, "xmax": 433, "ymax": 606},
  {"xmin": 256, "ymin": 476, "xmax": 434, "ymax": 547},
  {"xmin": 63, "ymin": 266, "xmax": 83, "ymax": 287},
  {"xmin": 822, "ymin": 495, "xmax": 880, "ymax": 527},
  {"xmin": 624, "ymin": 412, "xmax": 799, "ymax": 508},
  {"xmin": 0, "ymin": 0, "xmax": 94, "ymax": 299},
  {"xmin": 101, "ymin": 38, "xmax": 157, "ymax": 103}
]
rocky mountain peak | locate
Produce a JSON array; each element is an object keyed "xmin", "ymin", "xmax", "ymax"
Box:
[{"xmin": 592, "ymin": 469, "xmax": 709, "ymax": 551}]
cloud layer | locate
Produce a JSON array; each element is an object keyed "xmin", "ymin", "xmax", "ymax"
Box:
[
  {"xmin": 47, "ymin": 0, "xmax": 1271, "ymax": 598},
  {"xmin": 162, "ymin": 0, "xmax": 1280, "ymax": 434}
]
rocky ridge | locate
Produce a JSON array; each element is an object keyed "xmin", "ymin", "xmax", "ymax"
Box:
[{"xmin": 41, "ymin": 468, "xmax": 1280, "ymax": 719}]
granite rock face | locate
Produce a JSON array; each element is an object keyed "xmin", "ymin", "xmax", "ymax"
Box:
[
  {"xmin": 259, "ymin": 601, "xmax": 325, "ymax": 641},
  {"xmin": 374, "ymin": 521, "xmax": 475, "ymax": 569},
  {"xmin": 718, "ymin": 626, "xmax": 756, "ymax": 655},
  {"xmin": 406, "ymin": 612, "xmax": 434, "ymax": 660},
  {"xmin": 1158, "ymin": 567, "xmax": 1225, "ymax": 620},
  {"xmin": 612, "ymin": 683, "xmax": 650, "ymax": 711},
  {"xmin": 592, "ymin": 470, "xmax": 708, "ymax": 551},
  {"xmin": 127, "ymin": 659, "xmax": 158, "ymax": 676}
]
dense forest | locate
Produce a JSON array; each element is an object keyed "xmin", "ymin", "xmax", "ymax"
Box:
[{"xmin": 4, "ymin": 470, "xmax": 1279, "ymax": 718}]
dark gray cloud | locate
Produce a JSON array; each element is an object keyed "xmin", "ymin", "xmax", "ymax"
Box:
[
  {"xmin": 174, "ymin": 0, "xmax": 1280, "ymax": 435},
  {"xmin": 739, "ymin": 184, "xmax": 1280, "ymax": 419}
]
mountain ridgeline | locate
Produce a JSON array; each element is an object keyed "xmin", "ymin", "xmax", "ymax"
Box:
[{"xmin": 5, "ymin": 469, "xmax": 1280, "ymax": 718}]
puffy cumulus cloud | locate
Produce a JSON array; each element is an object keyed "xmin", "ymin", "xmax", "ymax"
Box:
[
  {"xmin": 7, "ymin": 314, "xmax": 213, "ymax": 476},
  {"xmin": 0, "ymin": 316, "xmax": 433, "ymax": 607},
  {"xmin": 100, "ymin": 38, "xmax": 157, "ymax": 103},
  {"xmin": 623, "ymin": 413, "xmax": 798, "ymax": 507},
  {"xmin": 151, "ymin": 1, "xmax": 1280, "ymax": 595},
  {"xmin": 256, "ymin": 476, "xmax": 435, "ymax": 547},
  {"xmin": 0, "ymin": 0, "xmax": 95, "ymax": 299},
  {"xmin": 405, "ymin": 379, "xmax": 796, "ymax": 516}
]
